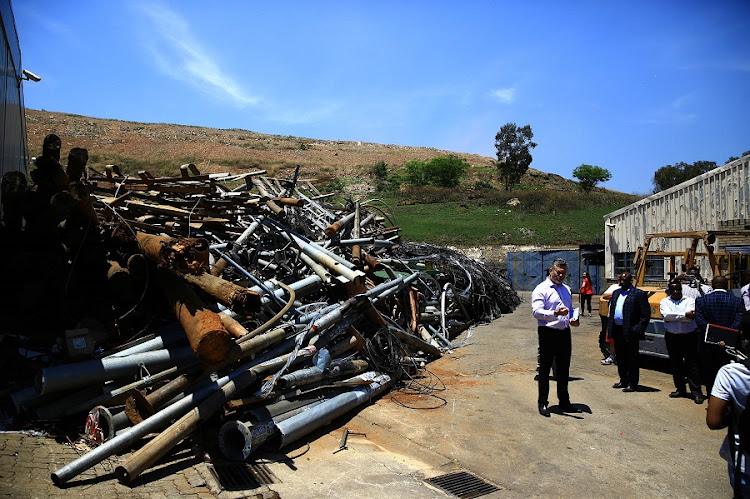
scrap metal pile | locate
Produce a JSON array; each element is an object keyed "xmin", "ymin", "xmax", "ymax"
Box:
[{"xmin": 0, "ymin": 135, "xmax": 520, "ymax": 487}]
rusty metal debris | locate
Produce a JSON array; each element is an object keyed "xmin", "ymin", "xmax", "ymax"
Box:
[{"xmin": 0, "ymin": 135, "xmax": 520, "ymax": 488}]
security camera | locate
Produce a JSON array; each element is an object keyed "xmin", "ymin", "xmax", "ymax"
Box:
[
  {"xmin": 22, "ymin": 69, "xmax": 41, "ymax": 82},
  {"xmin": 606, "ymin": 222, "xmax": 616, "ymax": 228}
]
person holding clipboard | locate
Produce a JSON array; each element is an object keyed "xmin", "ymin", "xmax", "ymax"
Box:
[{"xmin": 695, "ymin": 275, "xmax": 745, "ymax": 394}]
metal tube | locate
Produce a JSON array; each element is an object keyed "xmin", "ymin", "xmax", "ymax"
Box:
[
  {"xmin": 113, "ymin": 347, "xmax": 315, "ymax": 483},
  {"xmin": 290, "ymin": 233, "xmax": 365, "ymax": 285},
  {"xmin": 50, "ymin": 343, "xmax": 296, "ymax": 486},
  {"xmin": 273, "ymin": 372, "xmax": 391, "ymax": 448},
  {"xmin": 36, "ymin": 346, "xmax": 196, "ymax": 395}
]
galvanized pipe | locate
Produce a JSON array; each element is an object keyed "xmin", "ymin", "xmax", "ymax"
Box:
[
  {"xmin": 275, "ymin": 372, "xmax": 390, "ymax": 448},
  {"xmin": 289, "ymin": 233, "xmax": 365, "ymax": 285},
  {"xmin": 50, "ymin": 342, "xmax": 297, "ymax": 486},
  {"xmin": 36, "ymin": 346, "xmax": 196, "ymax": 395}
]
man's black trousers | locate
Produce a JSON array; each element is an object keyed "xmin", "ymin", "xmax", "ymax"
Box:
[
  {"xmin": 612, "ymin": 324, "xmax": 640, "ymax": 388},
  {"xmin": 537, "ymin": 325, "xmax": 571, "ymax": 405},
  {"xmin": 665, "ymin": 330, "xmax": 702, "ymax": 394}
]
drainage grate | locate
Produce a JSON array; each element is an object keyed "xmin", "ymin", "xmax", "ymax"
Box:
[
  {"xmin": 425, "ymin": 471, "xmax": 500, "ymax": 498},
  {"xmin": 209, "ymin": 463, "xmax": 278, "ymax": 491}
]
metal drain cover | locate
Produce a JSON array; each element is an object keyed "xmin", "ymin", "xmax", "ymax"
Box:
[
  {"xmin": 210, "ymin": 462, "xmax": 278, "ymax": 491},
  {"xmin": 425, "ymin": 471, "xmax": 500, "ymax": 498}
]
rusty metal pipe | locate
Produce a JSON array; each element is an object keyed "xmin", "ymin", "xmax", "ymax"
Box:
[
  {"xmin": 324, "ymin": 212, "xmax": 355, "ymax": 238},
  {"xmin": 181, "ymin": 271, "xmax": 262, "ymax": 316},
  {"xmin": 136, "ymin": 233, "xmax": 209, "ymax": 274},
  {"xmin": 157, "ymin": 269, "xmax": 233, "ymax": 365}
]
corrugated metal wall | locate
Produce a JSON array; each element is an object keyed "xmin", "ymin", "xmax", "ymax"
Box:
[
  {"xmin": 604, "ymin": 155, "xmax": 750, "ymax": 278},
  {"xmin": 1, "ymin": 0, "xmax": 28, "ymax": 193},
  {"xmin": 507, "ymin": 249, "xmax": 605, "ymax": 294}
]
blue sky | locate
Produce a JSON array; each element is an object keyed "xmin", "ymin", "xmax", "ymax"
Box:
[{"xmin": 13, "ymin": 0, "xmax": 750, "ymax": 194}]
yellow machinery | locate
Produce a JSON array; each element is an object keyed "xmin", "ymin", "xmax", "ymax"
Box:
[{"xmin": 597, "ymin": 230, "xmax": 748, "ymax": 358}]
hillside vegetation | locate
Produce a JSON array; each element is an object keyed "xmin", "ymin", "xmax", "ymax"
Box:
[{"xmin": 25, "ymin": 109, "xmax": 640, "ymax": 247}]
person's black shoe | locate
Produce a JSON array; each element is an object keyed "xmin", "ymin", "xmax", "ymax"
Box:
[
  {"xmin": 622, "ymin": 385, "xmax": 637, "ymax": 393},
  {"xmin": 669, "ymin": 390, "xmax": 687, "ymax": 398},
  {"xmin": 538, "ymin": 403, "xmax": 550, "ymax": 417},
  {"xmin": 534, "ymin": 374, "xmax": 539, "ymax": 381},
  {"xmin": 559, "ymin": 403, "xmax": 582, "ymax": 413},
  {"xmin": 612, "ymin": 382, "xmax": 626, "ymax": 389},
  {"xmin": 693, "ymin": 393, "xmax": 706, "ymax": 404}
]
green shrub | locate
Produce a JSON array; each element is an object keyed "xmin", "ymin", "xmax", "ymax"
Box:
[
  {"xmin": 429, "ymin": 155, "xmax": 467, "ymax": 187},
  {"xmin": 404, "ymin": 160, "xmax": 429, "ymax": 186},
  {"xmin": 402, "ymin": 155, "xmax": 467, "ymax": 188},
  {"xmin": 474, "ymin": 179, "xmax": 495, "ymax": 190},
  {"xmin": 371, "ymin": 160, "xmax": 389, "ymax": 180}
]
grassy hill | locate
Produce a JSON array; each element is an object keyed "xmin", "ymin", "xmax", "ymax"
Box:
[{"xmin": 25, "ymin": 109, "xmax": 641, "ymax": 248}]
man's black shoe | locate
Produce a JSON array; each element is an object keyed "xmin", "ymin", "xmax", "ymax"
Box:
[
  {"xmin": 534, "ymin": 374, "xmax": 539, "ymax": 381},
  {"xmin": 622, "ymin": 385, "xmax": 637, "ymax": 393},
  {"xmin": 693, "ymin": 393, "xmax": 705, "ymax": 404},
  {"xmin": 612, "ymin": 382, "xmax": 626, "ymax": 389},
  {"xmin": 538, "ymin": 403, "xmax": 550, "ymax": 417},
  {"xmin": 559, "ymin": 403, "xmax": 582, "ymax": 413},
  {"xmin": 669, "ymin": 390, "xmax": 687, "ymax": 398}
]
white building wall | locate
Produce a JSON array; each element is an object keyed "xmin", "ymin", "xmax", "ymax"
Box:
[{"xmin": 604, "ymin": 155, "xmax": 750, "ymax": 278}]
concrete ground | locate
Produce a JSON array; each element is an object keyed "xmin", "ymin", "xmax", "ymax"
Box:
[{"xmin": 0, "ymin": 291, "xmax": 732, "ymax": 498}]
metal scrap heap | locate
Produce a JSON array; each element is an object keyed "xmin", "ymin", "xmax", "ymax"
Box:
[{"xmin": 0, "ymin": 139, "xmax": 520, "ymax": 487}]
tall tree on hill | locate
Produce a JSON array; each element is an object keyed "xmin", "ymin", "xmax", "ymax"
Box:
[
  {"xmin": 652, "ymin": 160, "xmax": 717, "ymax": 193},
  {"xmin": 494, "ymin": 123, "xmax": 537, "ymax": 191},
  {"xmin": 572, "ymin": 164, "xmax": 612, "ymax": 192}
]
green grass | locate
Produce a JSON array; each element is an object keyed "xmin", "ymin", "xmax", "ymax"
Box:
[
  {"xmin": 390, "ymin": 202, "xmax": 620, "ymax": 245},
  {"xmin": 368, "ymin": 187, "xmax": 639, "ymax": 246}
]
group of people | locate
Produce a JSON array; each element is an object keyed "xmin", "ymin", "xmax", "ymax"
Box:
[{"xmin": 531, "ymin": 259, "xmax": 750, "ymax": 493}]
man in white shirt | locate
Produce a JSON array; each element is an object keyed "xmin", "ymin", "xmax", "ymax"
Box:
[
  {"xmin": 681, "ymin": 266, "xmax": 713, "ymax": 300},
  {"xmin": 531, "ymin": 258, "xmax": 580, "ymax": 417},
  {"xmin": 707, "ymin": 357, "xmax": 750, "ymax": 495},
  {"xmin": 660, "ymin": 281, "xmax": 705, "ymax": 404},
  {"xmin": 741, "ymin": 269, "xmax": 750, "ymax": 312}
]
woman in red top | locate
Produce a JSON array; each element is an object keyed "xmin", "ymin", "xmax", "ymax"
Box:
[{"xmin": 580, "ymin": 272, "xmax": 594, "ymax": 317}]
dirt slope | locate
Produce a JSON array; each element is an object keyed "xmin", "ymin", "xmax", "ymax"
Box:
[{"xmin": 25, "ymin": 109, "xmax": 577, "ymax": 190}]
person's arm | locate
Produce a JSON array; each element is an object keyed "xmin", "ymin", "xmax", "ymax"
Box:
[
  {"xmin": 660, "ymin": 299, "xmax": 684, "ymax": 322},
  {"xmin": 706, "ymin": 395, "xmax": 729, "ymax": 430},
  {"xmin": 731, "ymin": 301, "xmax": 743, "ymax": 331},
  {"xmin": 695, "ymin": 298, "xmax": 707, "ymax": 332},
  {"xmin": 532, "ymin": 288, "xmax": 556, "ymax": 322}
]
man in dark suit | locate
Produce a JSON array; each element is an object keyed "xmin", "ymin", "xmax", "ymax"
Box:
[
  {"xmin": 695, "ymin": 275, "xmax": 745, "ymax": 393},
  {"xmin": 608, "ymin": 272, "xmax": 651, "ymax": 392}
]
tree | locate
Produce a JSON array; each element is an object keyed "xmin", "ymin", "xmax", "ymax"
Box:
[
  {"xmin": 494, "ymin": 123, "xmax": 537, "ymax": 191},
  {"xmin": 652, "ymin": 160, "xmax": 718, "ymax": 192},
  {"xmin": 572, "ymin": 164, "xmax": 612, "ymax": 192}
]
